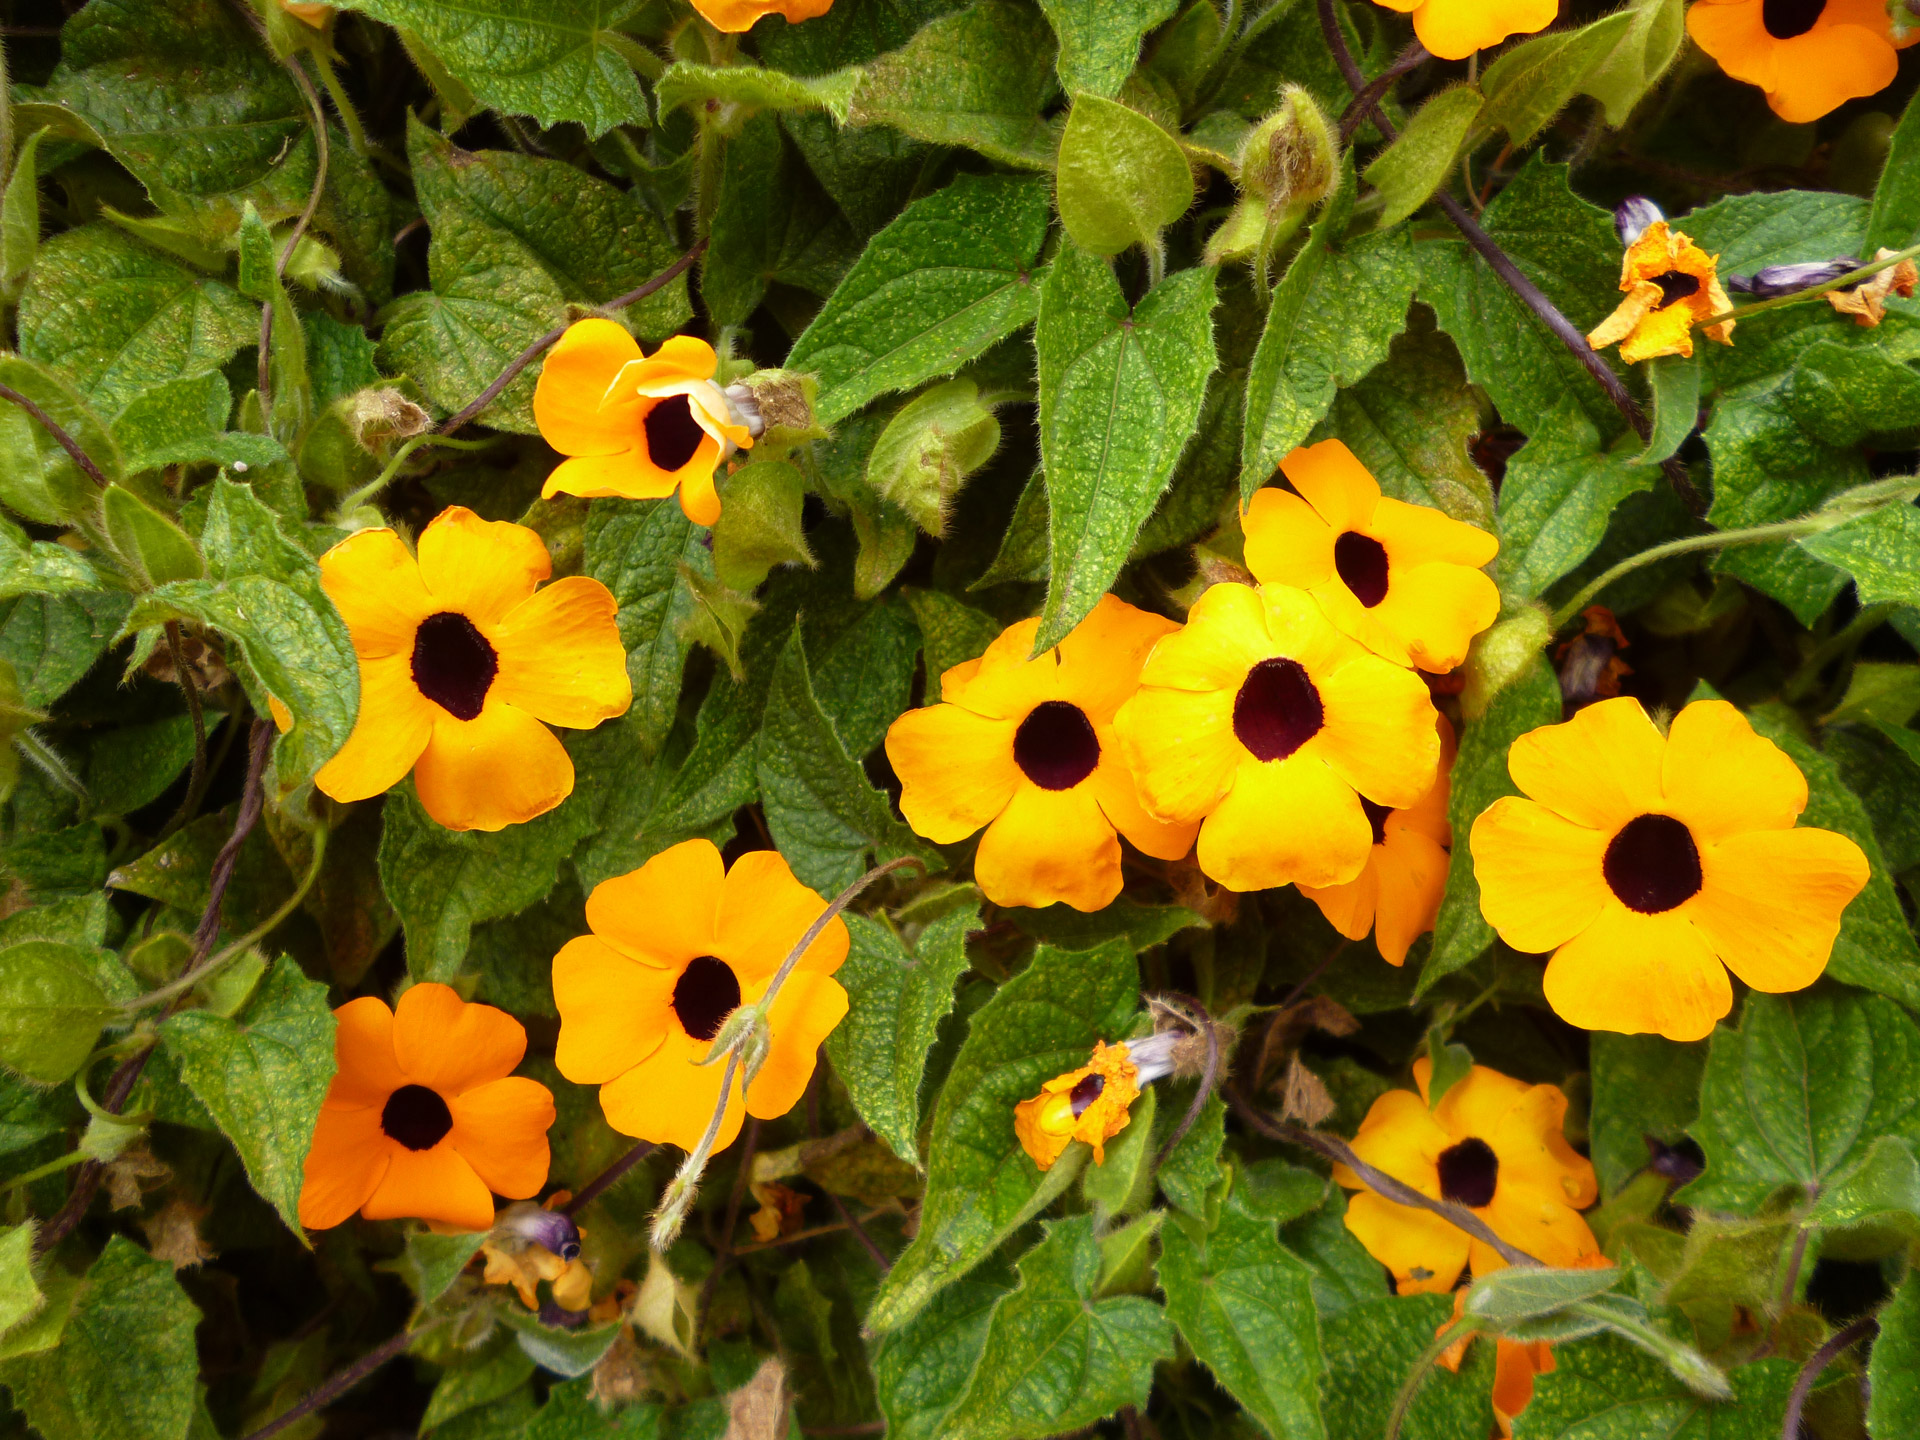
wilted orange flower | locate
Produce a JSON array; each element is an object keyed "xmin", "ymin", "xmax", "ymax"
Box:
[
  {"xmin": 1588, "ymin": 221, "xmax": 1736, "ymax": 365},
  {"xmin": 314, "ymin": 508, "xmax": 630, "ymax": 833},
  {"xmin": 690, "ymin": 0, "xmax": 835, "ymax": 33},
  {"xmin": 482, "ymin": 1201, "xmax": 592, "ymax": 1311},
  {"xmin": 552, "ymin": 840, "xmax": 849, "ymax": 1155},
  {"xmin": 298, "ymin": 984, "xmax": 555, "ymax": 1233},
  {"xmin": 1244, "ymin": 440, "xmax": 1499, "ymax": 673},
  {"xmin": 1014, "ymin": 1041, "xmax": 1142, "ymax": 1171},
  {"xmin": 1829, "ymin": 248, "xmax": 1920, "ymax": 327},
  {"xmin": 885, "ymin": 596, "xmax": 1197, "ymax": 913},
  {"xmin": 1471, "ymin": 698, "xmax": 1871, "ymax": 1042},
  {"xmin": 534, "ymin": 320, "xmax": 751, "ymax": 526},
  {"xmin": 1688, "ymin": 0, "xmax": 1917, "ymax": 123},
  {"xmin": 1368, "ymin": 0, "xmax": 1558, "ymax": 59}
]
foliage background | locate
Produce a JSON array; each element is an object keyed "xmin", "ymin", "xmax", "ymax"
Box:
[{"xmin": 0, "ymin": 0, "xmax": 1916, "ymax": 1437}]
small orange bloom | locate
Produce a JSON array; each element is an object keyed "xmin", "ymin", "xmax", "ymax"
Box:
[
  {"xmin": 298, "ymin": 984, "xmax": 555, "ymax": 1233},
  {"xmin": 1437, "ymin": 1254, "xmax": 1614, "ymax": 1437},
  {"xmin": 533, "ymin": 320, "xmax": 751, "ymax": 526},
  {"xmin": 1688, "ymin": 0, "xmax": 1917, "ymax": 123},
  {"xmin": 1014, "ymin": 1041, "xmax": 1142, "ymax": 1170},
  {"xmin": 1588, "ymin": 221, "xmax": 1736, "ymax": 365},
  {"xmin": 690, "ymin": 0, "xmax": 835, "ymax": 33},
  {"xmin": 1369, "ymin": 0, "xmax": 1558, "ymax": 60}
]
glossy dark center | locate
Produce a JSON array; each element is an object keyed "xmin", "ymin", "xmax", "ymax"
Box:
[
  {"xmin": 1603, "ymin": 813, "xmax": 1704, "ymax": 914},
  {"xmin": 1013, "ymin": 701, "xmax": 1101, "ymax": 791},
  {"xmin": 1361, "ymin": 798, "xmax": 1393, "ymax": 847},
  {"xmin": 1649, "ymin": 271, "xmax": 1702, "ymax": 309},
  {"xmin": 1334, "ymin": 531, "xmax": 1391, "ymax": 608},
  {"xmin": 644, "ymin": 394, "xmax": 707, "ymax": 472},
  {"xmin": 381, "ymin": 1084, "xmax": 453, "ymax": 1152},
  {"xmin": 411, "ymin": 611, "xmax": 497, "ymax": 722},
  {"xmin": 1233, "ymin": 658, "xmax": 1325, "ymax": 763},
  {"xmin": 1762, "ymin": 0, "xmax": 1824, "ymax": 39},
  {"xmin": 1437, "ymin": 1137, "xmax": 1499, "ymax": 1209},
  {"xmin": 673, "ymin": 955, "xmax": 741, "ymax": 1042},
  {"xmin": 1069, "ymin": 1073, "xmax": 1105, "ymax": 1117}
]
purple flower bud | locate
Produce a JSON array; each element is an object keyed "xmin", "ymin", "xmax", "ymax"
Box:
[
  {"xmin": 1615, "ymin": 197, "xmax": 1665, "ymax": 247},
  {"xmin": 492, "ymin": 1201, "xmax": 581, "ymax": 1261},
  {"xmin": 1726, "ymin": 259, "xmax": 1861, "ymax": 299}
]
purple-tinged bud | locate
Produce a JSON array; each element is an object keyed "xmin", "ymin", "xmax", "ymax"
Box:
[
  {"xmin": 538, "ymin": 1300, "xmax": 590, "ymax": 1328},
  {"xmin": 1615, "ymin": 197, "xmax": 1665, "ymax": 247},
  {"xmin": 492, "ymin": 1200, "xmax": 582, "ymax": 1261},
  {"xmin": 1725, "ymin": 259, "xmax": 1860, "ymax": 299}
]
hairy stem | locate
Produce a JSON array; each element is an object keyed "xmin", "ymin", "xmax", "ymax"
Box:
[
  {"xmin": 1783, "ymin": 1316, "xmax": 1876, "ymax": 1440},
  {"xmin": 1710, "ymin": 242, "xmax": 1920, "ymax": 327},
  {"xmin": 240, "ymin": 1315, "xmax": 449, "ymax": 1440},
  {"xmin": 0, "ymin": 382, "xmax": 109, "ymax": 487},
  {"xmin": 158, "ymin": 622, "xmax": 209, "ymax": 840},
  {"xmin": 563, "ymin": 1139, "xmax": 658, "ymax": 1217}
]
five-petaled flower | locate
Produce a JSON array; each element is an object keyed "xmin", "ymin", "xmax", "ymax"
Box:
[
  {"xmin": 1588, "ymin": 220, "xmax": 1736, "ymax": 365},
  {"xmin": 1337, "ymin": 1058, "xmax": 1599, "ymax": 1295},
  {"xmin": 885, "ymin": 596, "xmax": 1198, "ymax": 912},
  {"xmin": 1014, "ymin": 1040, "xmax": 1142, "ymax": 1171},
  {"xmin": 690, "ymin": 0, "xmax": 835, "ymax": 34},
  {"xmin": 1470, "ymin": 697, "xmax": 1870, "ymax": 1042},
  {"xmin": 298, "ymin": 984, "xmax": 556, "ymax": 1233},
  {"xmin": 552, "ymin": 839, "xmax": 849, "ymax": 1155},
  {"xmin": 1368, "ymin": 0, "xmax": 1558, "ymax": 60},
  {"xmin": 1115, "ymin": 582, "xmax": 1440, "ymax": 894},
  {"xmin": 534, "ymin": 319, "xmax": 752, "ymax": 527},
  {"xmin": 1245, "ymin": 440, "xmax": 1500, "ymax": 673},
  {"xmin": 1300, "ymin": 716, "xmax": 1455, "ymax": 966},
  {"xmin": 315, "ymin": 507, "xmax": 631, "ymax": 833},
  {"xmin": 1687, "ymin": 0, "xmax": 1917, "ymax": 123}
]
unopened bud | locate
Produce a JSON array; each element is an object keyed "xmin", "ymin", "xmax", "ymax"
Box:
[
  {"xmin": 726, "ymin": 368, "xmax": 823, "ymax": 450},
  {"xmin": 1461, "ymin": 606, "xmax": 1553, "ymax": 720},
  {"xmin": 346, "ymin": 387, "xmax": 431, "ymax": 452},
  {"xmin": 1725, "ymin": 259, "xmax": 1860, "ymax": 299},
  {"xmin": 1237, "ymin": 86, "xmax": 1336, "ymax": 217},
  {"xmin": 491, "ymin": 1199, "xmax": 582, "ymax": 1261},
  {"xmin": 1614, "ymin": 196, "xmax": 1665, "ymax": 247},
  {"xmin": 866, "ymin": 378, "xmax": 1001, "ymax": 536}
]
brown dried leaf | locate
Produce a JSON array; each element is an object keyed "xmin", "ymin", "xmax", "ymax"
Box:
[
  {"xmin": 1281, "ymin": 1056, "xmax": 1336, "ymax": 1128},
  {"xmin": 724, "ymin": 1357, "xmax": 789, "ymax": 1440}
]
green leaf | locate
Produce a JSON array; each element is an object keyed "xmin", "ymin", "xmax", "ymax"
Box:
[
  {"xmin": 1478, "ymin": 0, "xmax": 1684, "ymax": 146},
  {"xmin": 1054, "ymin": 94, "xmax": 1193, "ymax": 257},
  {"xmin": 1037, "ymin": 0, "xmax": 1178, "ymax": 97},
  {"xmin": 900, "ymin": 589, "xmax": 1001, "ymax": 702},
  {"xmin": 1082, "ymin": 1085, "xmax": 1159, "ymax": 1223},
  {"xmin": 421, "ymin": 1344, "xmax": 537, "ymax": 1432},
  {"xmin": 1241, "ymin": 165, "xmax": 1419, "ymax": 501},
  {"xmin": 1364, "ymin": 87, "xmax": 1484, "ymax": 229},
  {"xmin": 1425, "ymin": 1026, "xmax": 1473, "ymax": 1109},
  {"xmin": 1320, "ymin": 1295, "xmax": 1495, "ymax": 1440},
  {"xmin": 1036, "ymin": 248, "xmax": 1217, "ymax": 650},
  {"xmin": 866, "ymin": 379, "xmax": 1002, "ymax": 535},
  {"xmin": 1801, "ymin": 505, "xmax": 1920, "ymax": 608},
  {"xmin": 392, "ymin": 1230, "xmax": 490, "ymax": 1307},
  {"xmin": 868, "ymin": 938, "xmax": 1141, "ymax": 1333},
  {"xmin": 334, "ymin": 0, "xmax": 647, "ymax": 136},
  {"xmin": 86, "ymin": 714, "xmax": 198, "ymax": 818},
  {"xmin": 103, "ymin": 485, "xmax": 204, "ymax": 589},
  {"xmin": 1160, "ymin": 1192, "xmax": 1326, "ymax": 1440},
  {"xmin": 0, "ymin": 353, "xmax": 123, "ymax": 526},
  {"xmin": 788, "ymin": 174, "xmax": 1051, "ymax": 427},
  {"xmin": 1869, "ymin": 1270, "xmax": 1920, "ymax": 1438},
  {"xmin": 1682, "ymin": 990, "xmax": 1920, "ymax": 1215},
  {"xmin": 654, "ymin": 62, "xmax": 857, "ymax": 124},
  {"xmin": 1496, "ymin": 398, "xmax": 1657, "ymax": 604},
  {"xmin": 1589, "ymin": 1033, "xmax": 1705, "ymax": 1198},
  {"xmin": 0, "ymin": 940, "xmax": 115, "ymax": 1084},
  {"xmin": 873, "ymin": 1264, "xmax": 1013, "ymax": 1440},
  {"xmin": 526, "ymin": 1376, "xmax": 662, "ymax": 1439},
  {"xmin": 1, "ymin": 129, "xmax": 46, "ymax": 301},
  {"xmin": 1782, "ymin": 344, "xmax": 1920, "ymax": 449},
  {"xmin": 703, "ymin": 113, "xmax": 857, "ymax": 329},
  {"xmin": 1688, "ymin": 189, "xmax": 1870, "ymax": 277},
  {"xmin": 849, "ymin": 0, "xmax": 1060, "ymax": 170},
  {"xmin": 1464, "ymin": 1266, "xmax": 1622, "ymax": 1328},
  {"xmin": 0, "ymin": 1223, "xmax": 41, "ymax": 1342},
  {"xmin": 754, "ymin": 623, "xmax": 937, "ymax": 894},
  {"xmin": 1156, "ymin": 1092, "xmax": 1227, "ymax": 1218},
  {"xmin": 827, "ymin": 905, "xmax": 978, "ymax": 1166},
  {"xmin": 0, "ymin": 1237, "xmax": 201, "ymax": 1440},
  {"xmin": 1417, "ymin": 659, "xmax": 1561, "ymax": 998},
  {"xmin": 160, "ymin": 958, "xmax": 336, "ymax": 1237},
  {"xmin": 1868, "ymin": 92, "xmax": 1920, "ymax": 253},
  {"xmin": 109, "ymin": 371, "xmax": 283, "ymax": 475},
  {"xmin": 0, "ymin": 519, "xmax": 105, "ymax": 604},
  {"xmin": 18, "ymin": 225, "xmax": 256, "ymax": 419},
  {"xmin": 582, "ymin": 499, "xmax": 705, "ymax": 755},
  {"xmin": 1639, "ymin": 352, "xmax": 1702, "ymax": 465},
  {"xmin": 1513, "ymin": 1336, "xmax": 1792, "ymax": 1438},
  {"xmin": 938, "ymin": 1215, "xmax": 1173, "ymax": 1440},
  {"xmin": 711, "ymin": 459, "xmax": 816, "ymax": 590}
]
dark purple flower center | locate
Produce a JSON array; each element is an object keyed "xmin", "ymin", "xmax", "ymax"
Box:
[
  {"xmin": 644, "ymin": 394, "xmax": 708, "ymax": 472},
  {"xmin": 673, "ymin": 955, "xmax": 742, "ymax": 1042},
  {"xmin": 1649, "ymin": 271, "xmax": 1702, "ymax": 310},
  {"xmin": 412, "ymin": 611, "xmax": 497, "ymax": 721},
  {"xmin": 1436, "ymin": 1137, "xmax": 1499, "ymax": 1208},
  {"xmin": 1362, "ymin": 798, "xmax": 1393, "ymax": 847},
  {"xmin": 1762, "ymin": 0, "xmax": 1824, "ymax": 39},
  {"xmin": 1603, "ymin": 813, "xmax": 1704, "ymax": 914},
  {"xmin": 1334, "ymin": 531, "xmax": 1391, "ymax": 607},
  {"xmin": 1013, "ymin": 701, "xmax": 1100, "ymax": 791},
  {"xmin": 1233, "ymin": 658, "xmax": 1324, "ymax": 762},
  {"xmin": 382, "ymin": 1084, "xmax": 453, "ymax": 1151},
  {"xmin": 1069, "ymin": 1073, "xmax": 1105, "ymax": 1117}
]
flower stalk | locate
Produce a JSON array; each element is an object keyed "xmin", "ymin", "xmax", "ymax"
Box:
[{"xmin": 1705, "ymin": 241, "xmax": 1920, "ymax": 328}]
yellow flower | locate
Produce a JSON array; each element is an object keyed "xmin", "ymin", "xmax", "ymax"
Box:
[
  {"xmin": 1587, "ymin": 220, "xmax": 1736, "ymax": 365},
  {"xmin": 481, "ymin": 1201, "xmax": 592, "ymax": 1311},
  {"xmin": 552, "ymin": 839, "xmax": 849, "ymax": 1155},
  {"xmin": 1828, "ymin": 248, "xmax": 1920, "ymax": 328},
  {"xmin": 1300, "ymin": 716, "xmax": 1454, "ymax": 966},
  {"xmin": 314, "ymin": 507, "xmax": 631, "ymax": 833},
  {"xmin": 1337, "ymin": 1059, "xmax": 1598, "ymax": 1295},
  {"xmin": 1114, "ymin": 582, "xmax": 1440, "ymax": 893},
  {"xmin": 533, "ymin": 320, "xmax": 752, "ymax": 527},
  {"xmin": 1368, "ymin": 0, "xmax": 1558, "ymax": 60},
  {"xmin": 690, "ymin": 0, "xmax": 835, "ymax": 33},
  {"xmin": 1470, "ymin": 697, "xmax": 1870, "ymax": 1042},
  {"xmin": 884, "ymin": 595, "xmax": 1198, "ymax": 912},
  {"xmin": 1014, "ymin": 1041, "xmax": 1142, "ymax": 1170},
  {"xmin": 1688, "ymin": 0, "xmax": 1917, "ymax": 124},
  {"xmin": 1244, "ymin": 440, "xmax": 1499, "ymax": 673}
]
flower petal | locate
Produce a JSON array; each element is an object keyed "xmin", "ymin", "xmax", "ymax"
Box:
[
  {"xmin": 1136, "ymin": 582, "xmax": 1274, "ymax": 693},
  {"xmin": 1278, "ymin": 438, "xmax": 1379, "ymax": 534},
  {"xmin": 392, "ymin": 983, "xmax": 527, "ymax": 1096},
  {"xmin": 542, "ymin": 450, "xmax": 678, "ymax": 503},
  {"xmin": 1506, "ymin": 696, "xmax": 1666, "ymax": 830},
  {"xmin": 413, "ymin": 698, "xmax": 574, "ymax": 833},
  {"xmin": 362, "ymin": 1142, "xmax": 497, "ymax": 1231},
  {"xmin": 533, "ymin": 318, "xmax": 645, "ymax": 458},
  {"xmin": 319, "ymin": 527, "xmax": 433, "ymax": 657},
  {"xmin": 1476, "ymin": 1186, "xmax": 1599, "ymax": 1272},
  {"xmin": 1198, "ymin": 752, "xmax": 1375, "ymax": 891},
  {"xmin": 719, "ymin": 849, "xmax": 847, "ymax": 985},
  {"xmin": 1299, "ymin": 855, "xmax": 1379, "ymax": 945},
  {"xmin": 1471, "ymin": 796, "xmax": 1611, "ymax": 954},
  {"xmin": 327, "ymin": 995, "xmax": 407, "ymax": 1108},
  {"xmin": 1343, "ymin": 1190, "xmax": 1470, "ymax": 1294},
  {"xmin": 417, "ymin": 507, "xmax": 553, "ymax": 629},
  {"xmin": 1087, "ymin": 748, "xmax": 1199, "ymax": 862},
  {"xmin": 745, "ymin": 971, "xmax": 848, "ymax": 1121},
  {"xmin": 1370, "ymin": 826, "xmax": 1449, "ymax": 965},
  {"xmin": 1242, "ymin": 486, "xmax": 1337, "ymax": 591},
  {"xmin": 597, "ymin": 1029, "xmax": 745, "ymax": 1153},
  {"xmin": 490, "ymin": 576, "xmax": 632, "ymax": 729},
  {"xmin": 1765, "ymin": 24, "xmax": 1901, "ymax": 124},
  {"xmin": 448, "ymin": 1076, "xmax": 555, "ymax": 1199},
  {"xmin": 1413, "ymin": 0, "xmax": 1559, "ymax": 60},
  {"xmin": 1368, "ymin": 496, "xmax": 1500, "ymax": 570},
  {"xmin": 1541, "ymin": 902, "xmax": 1732, "ymax": 1041},
  {"xmin": 585, "ymin": 838, "xmax": 725, "ymax": 969},
  {"xmin": 1313, "ymin": 651, "xmax": 1441, "ymax": 809},
  {"xmin": 313, "ymin": 653, "xmax": 435, "ymax": 804},
  {"xmin": 1485, "ymin": 1085, "xmax": 1597, "ymax": 1212},
  {"xmin": 1345, "ymin": 1087, "xmax": 1449, "ymax": 1190},
  {"xmin": 1691, "ymin": 826, "xmax": 1869, "ymax": 993},
  {"xmin": 886, "ymin": 702, "xmax": 1021, "ymax": 843},
  {"xmin": 1114, "ymin": 683, "xmax": 1239, "ymax": 825},
  {"xmin": 297, "ymin": 1104, "xmax": 390, "ymax": 1230},
  {"xmin": 1659, "ymin": 700, "xmax": 1807, "ymax": 841},
  {"xmin": 1050, "ymin": 595, "xmax": 1180, "ymax": 720},
  {"xmin": 974, "ymin": 780, "xmax": 1124, "ymax": 912},
  {"xmin": 553, "ymin": 934, "xmax": 676, "ymax": 1086},
  {"xmin": 1371, "ymin": 562, "xmax": 1502, "ymax": 673}
]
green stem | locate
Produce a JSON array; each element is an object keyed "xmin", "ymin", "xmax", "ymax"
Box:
[
  {"xmin": 1549, "ymin": 516, "xmax": 1844, "ymax": 631},
  {"xmin": 1704, "ymin": 241, "xmax": 1920, "ymax": 327},
  {"xmin": 3, "ymin": 1148, "xmax": 89, "ymax": 1193},
  {"xmin": 311, "ymin": 46, "xmax": 371, "ymax": 157},
  {"xmin": 13, "ymin": 729, "xmax": 87, "ymax": 803},
  {"xmin": 1781, "ymin": 603, "xmax": 1894, "ymax": 705},
  {"xmin": 332, "ymin": 433, "xmax": 493, "ymax": 520},
  {"xmin": 1385, "ymin": 1319, "xmax": 1474, "ymax": 1440}
]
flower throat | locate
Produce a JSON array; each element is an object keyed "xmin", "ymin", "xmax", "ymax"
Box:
[
  {"xmin": 412, "ymin": 612, "xmax": 498, "ymax": 721},
  {"xmin": 1234, "ymin": 657, "xmax": 1324, "ymax": 761},
  {"xmin": 644, "ymin": 395, "xmax": 707, "ymax": 471},
  {"xmin": 1762, "ymin": 0, "xmax": 1824, "ymax": 39},
  {"xmin": 1014, "ymin": 701, "xmax": 1100, "ymax": 790},
  {"xmin": 673, "ymin": 955, "xmax": 741, "ymax": 1042}
]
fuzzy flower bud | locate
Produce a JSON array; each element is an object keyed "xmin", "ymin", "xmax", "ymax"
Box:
[
  {"xmin": 1613, "ymin": 196, "xmax": 1665, "ymax": 248},
  {"xmin": 1237, "ymin": 86, "xmax": 1337, "ymax": 218}
]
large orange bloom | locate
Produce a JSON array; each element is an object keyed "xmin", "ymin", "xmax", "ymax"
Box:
[
  {"xmin": 690, "ymin": 0, "xmax": 834, "ymax": 32},
  {"xmin": 1369, "ymin": 0, "xmax": 1558, "ymax": 60},
  {"xmin": 314, "ymin": 507, "xmax": 630, "ymax": 833},
  {"xmin": 1471, "ymin": 698, "xmax": 1870, "ymax": 1042},
  {"xmin": 1588, "ymin": 221, "xmax": 1736, "ymax": 365},
  {"xmin": 1244, "ymin": 440, "xmax": 1499, "ymax": 673},
  {"xmin": 552, "ymin": 840, "xmax": 850, "ymax": 1155},
  {"xmin": 1688, "ymin": 0, "xmax": 1917, "ymax": 123},
  {"xmin": 884, "ymin": 595, "xmax": 1197, "ymax": 912},
  {"xmin": 533, "ymin": 320, "xmax": 751, "ymax": 526},
  {"xmin": 298, "ymin": 984, "xmax": 555, "ymax": 1233}
]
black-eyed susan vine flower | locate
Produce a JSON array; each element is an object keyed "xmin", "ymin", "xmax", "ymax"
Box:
[
  {"xmin": 1368, "ymin": 0, "xmax": 1558, "ymax": 59},
  {"xmin": 884, "ymin": 595, "xmax": 1198, "ymax": 913},
  {"xmin": 1244, "ymin": 440, "xmax": 1500, "ymax": 674},
  {"xmin": 1114, "ymin": 582, "xmax": 1440, "ymax": 894},
  {"xmin": 1300, "ymin": 716, "xmax": 1455, "ymax": 966},
  {"xmin": 1337, "ymin": 1059, "xmax": 1600, "ymax": 1295},
  {"xmin": 1587, "ymin": 220, "xmax": 1736, "ymax": 365},
  {"xmin": 314, "ymin": 507, "xmax": 630, "ymax": 833},
  {"xmin": 1688, "ymin": 0, "xmax": 1918, "ymax": 123},
  {"xmin": 690, "ymin": 0, "xmax": 835, "ymax": 31},
  {"xmin": 298, "ymin": 984, "xmax": 555, "ymax": 1233},
  {"xmin": 1013, "ymin": 1026, "xmax": 1204, "ymax": 1171},
  {"xmin": 533, "ymin": 320, "xmax": 752, "ymax": 526},
  {"xmin": 482, "ymin": 1201, "xmax": 592, "ymax": 1312},
  {"xmin": 552, "ymin": 839, "xmax": 849, "ymax": 1156},
  {"xmin": 1470, "ymin": 697, "xmax": 1870, "ymax": 1042}
]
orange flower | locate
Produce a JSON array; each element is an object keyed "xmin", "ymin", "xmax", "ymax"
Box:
[
  {"xmin": 1013, "ymin": 1041, "xmax": 1143, "ymax": 1170},
  {"xmin": 1688, "ymin": 0, "xmax": 1917, "ymax": 123},
  {"xmin": 1244, "ymin": 439, "xmax": 1499, "ymax": 673},
  {"xmin": 552, "ymin": 840, "xmax": 849, "ymax": 1155},
  {"xmin": 1368, "ymin": 0, "xmax": 1558, "ymax": 60},
  {"xmin": 1587, "ymin": 220, "xmax": 1736, "ymax": 365},
  {"xmin": 1436, "ymin": 1254, "xmax": 1614, "ymax": 1437},
  {"xmin": 314, "ymin": 507, "xmax": 631, "ymax": 833},
  {"xmin": 690, "ymin": 0, "xmax": 835, "ymax": 32},
  {"xmin": 1300, "ymin": 716, "xmax": 1454, "ymax": 965},
  {"xmin": 298, "ymin": 984, "xmax": 555, "ymax": 1233},
  {"xmin": 533, "ymin": 320, "xmax": 751, "ymax": 527}
]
